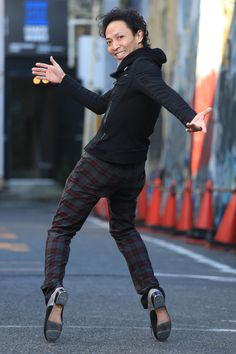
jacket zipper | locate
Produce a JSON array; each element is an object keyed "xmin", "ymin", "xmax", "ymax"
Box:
[{"xmin": 100, "ymin": 100, "xmax": 112, "ymax": 140}]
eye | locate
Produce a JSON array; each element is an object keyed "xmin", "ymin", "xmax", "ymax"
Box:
[
  {"xmin": 117, "ymin": 35, "xmax": 124, "ymax": 40},
  {"xmin": 106, "ymin": 41, "xmax": 111, "ymax": 47}
]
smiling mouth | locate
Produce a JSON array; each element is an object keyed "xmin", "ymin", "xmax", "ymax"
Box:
[{"xmin": 115, "ymin": 51, "xmax": 125, "ymax": 57}]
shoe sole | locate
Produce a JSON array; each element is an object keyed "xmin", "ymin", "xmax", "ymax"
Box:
[
  {"xmin": 45, "ymin": 290, "xmax": 68, "ymax": 342},
  {"xmin": 148, "ymin": 290, "xmax": 171, "ymax": 342},
  {"xmin": 45, "ymin": 320, "xmax": 63, "ymax": 343},
  {"xmin": 150, "ymin": 310, "xmax": 171, "ymax": 341}
]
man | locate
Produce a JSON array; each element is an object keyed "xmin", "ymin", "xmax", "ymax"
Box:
[{"xmin": 32, "ymin": 8, "xmax": 211, "ymax": 343}]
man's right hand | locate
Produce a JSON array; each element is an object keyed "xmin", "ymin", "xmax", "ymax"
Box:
[{"xmin": 32, "ymin": 56, "xmax": 65, "ymax": 84}]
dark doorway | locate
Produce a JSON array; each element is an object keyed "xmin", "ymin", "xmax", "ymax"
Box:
[{"xmin": 5, "ymin": 57, "xmax": 84, "ymax": 181}]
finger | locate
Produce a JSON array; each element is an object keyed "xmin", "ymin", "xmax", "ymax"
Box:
[
  {"xmin": 32, "ymin": 67, "xmax": 46, "ymax": 73},
  {"xmin": 202, "ymin": 124, "xmax": 207, "ymax": 133},
  {"xmin": 186, "ymin": 123, "xmax": 198, "ymax": 129},
  {"xmin": 205, "ymin": 107, "xmax": 212, "ymax": 114},
  {"xmin": 32, "ymin": 70, "xmax": 47, "ymax": 77},
  {"xmin": 200, "ymin": 107, "xmax": 212, "ymax": 118},
  {"xmin": 35, "ymin": 62, "xmax": 49, "ymax": 68},
  {"xmin": 50, "ymin": 56, "xmax": 57, "ymax": 65},
  {"xmin": 186, "ymin": 123, "xmax": 203, "ymax": 132}
]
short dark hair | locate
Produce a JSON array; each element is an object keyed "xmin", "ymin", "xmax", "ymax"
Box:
[{"xmin": 98, "ymin": 8, "xmax": 150, "ymax": 48}]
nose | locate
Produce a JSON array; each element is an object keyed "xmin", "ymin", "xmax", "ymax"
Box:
[{"xmin": 111, "ymin": 40, "xmax": 120, "ymax": 51}]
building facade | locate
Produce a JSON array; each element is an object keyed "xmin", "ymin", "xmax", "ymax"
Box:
[{"xmin": 1, "ymin": 0, "xmax": 236, "ymax": 227}]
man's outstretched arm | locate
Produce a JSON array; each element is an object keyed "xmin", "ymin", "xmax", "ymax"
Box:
[
  {"xmin": 32, "ymin": 56, "xmax": 110, "ymax": 114},
  {"xmin": 134, "ymin": 59, "xmax": 211, "ymax": 133}
]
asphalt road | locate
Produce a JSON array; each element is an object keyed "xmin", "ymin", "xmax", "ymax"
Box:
[{"xmin": 0, "ymin": 201, "xmax": 236, "ymax": 354}]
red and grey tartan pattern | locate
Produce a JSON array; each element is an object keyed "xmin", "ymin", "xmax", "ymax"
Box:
[{"xmin": 41, "ymin": 152, "xmax": 160, "ymax": 304}]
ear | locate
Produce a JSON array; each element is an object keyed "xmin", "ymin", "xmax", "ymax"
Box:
[{"xmin": 136, "ymin": 29, "xmax": 144, "ymax": 44}]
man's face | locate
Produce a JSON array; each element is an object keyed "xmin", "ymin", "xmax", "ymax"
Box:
[{"xmin": 105, "ymin": 20, "xmax": 144, "ymax": 63}]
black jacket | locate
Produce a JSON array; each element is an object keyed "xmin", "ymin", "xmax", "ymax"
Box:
[{"xmin": 61, "ymin": 47, "xmax": 196, "ymax": 164}]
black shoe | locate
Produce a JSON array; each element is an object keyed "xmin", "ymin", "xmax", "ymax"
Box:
[
  {"xmin": 44, "ymin": 287, "xmax": 68, "ymax": 342},
  {"xmin": 147, "ymin": 288, "xmax": 171, "ymax": 341}
]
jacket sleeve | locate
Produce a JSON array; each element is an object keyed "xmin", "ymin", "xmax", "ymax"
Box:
[
  {"xmin": 60, "ymin": 74, "xmax": 111, "ymax": 114},
  {"xmin": 133, "ymin": 59, "xmax": 196, "ymax": 125}
]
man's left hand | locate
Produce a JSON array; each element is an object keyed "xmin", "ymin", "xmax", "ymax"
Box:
[{"xmin": 186, "ymin": 107, "xmax": 212, "ymax": 133}]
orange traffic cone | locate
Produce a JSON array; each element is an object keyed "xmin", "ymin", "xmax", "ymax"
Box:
[
  {"xmin": 214, "ymin": 190, "xmax": 236, "ymax": 246},
  {"xmin": 97, "ymin": 197, "xmax": 109, "ymax": 220},
  {"xmin": 103, "ymin": 198, "xmax": 109, "ymax": 220},
  {"xmin": 136, "ymin": 183, "xmax": 148, "ymax": 223},
  {"xmin": 195, "ymin": 180, "xmax": 214, "ymax": 231},
  {"xmin": 162, "ymin": 180, "xmax": 177, "ymax": 231},
  {"xmin": 176, "ymin": 179, "xmax": 193, "ymax": 234},
  {"xmin": 94, "ymin": 198, "xmax": 101, "ymax": 216},
  {"xmin": 146, "ymin": 178, "xmax": 162, "ymax": 228}
]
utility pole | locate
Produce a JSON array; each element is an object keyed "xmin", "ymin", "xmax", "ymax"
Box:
[{"xmin": 0, "ymin": 0, "xmax": 5, "ymax": 190}]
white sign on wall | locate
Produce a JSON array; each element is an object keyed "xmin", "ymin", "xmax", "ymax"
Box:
[{"xmin": 77, "ymin": 35, "xmax": 106, "ymax": 92}]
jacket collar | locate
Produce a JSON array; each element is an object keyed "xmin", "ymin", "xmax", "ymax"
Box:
[{"xmin": 110, "ymin": 47, "xmax": 167, "ymax": 79}]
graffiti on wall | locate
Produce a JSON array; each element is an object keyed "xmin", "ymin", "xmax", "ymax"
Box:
[
  {"xmin": 146, "ymin": 0, "xmax": 236, "ymax": 223},
  {"xmin": 191, "ymin": 0, "xmax": 234, "ymax": 182},
  {"xmin": 147, "ymin": 0, "xmax": 200, "ymax": 187}
]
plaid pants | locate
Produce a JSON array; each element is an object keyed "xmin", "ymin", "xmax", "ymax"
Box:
[{"xmin": 41, "ymin": 152, "xmax": 160, "ymax": 306}]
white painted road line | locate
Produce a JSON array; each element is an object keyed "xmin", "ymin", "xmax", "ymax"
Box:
[
  {"xmin": 89, "ymin": 217, "xmax": 236, "ymax": 275},
  {"xmin": 155, "ymin": 273, "xmax": 236, "ymax": 282},
  {"xmin": 0, "ymin": 268, "xmax": 43, "ymax": 272},
  {"xmin": 143, "ymin": 235, "xmax": 236, "ymax": 275},
  {"xmin": 0, "ymin": 261, "xmax": 43, "ymax": 265},
  {"xmin": 0, "ymin": 267, "xmax": 236, "ymax": 284},
  {"xmin": 0, "ymin": 267, "xmax": 236, "ymax": 283},
  {"xmin": 0, "ymin": 325, "xmax": 235, "ymax": 333}
]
